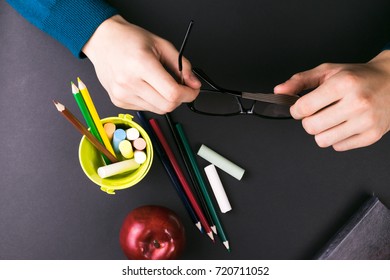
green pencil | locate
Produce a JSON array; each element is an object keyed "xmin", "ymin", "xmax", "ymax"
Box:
[
  {"xmin": 71, "ymin": 82, "xmax": 110, "ymax": 165},
  {"xmin": 175, "ymin": 123, "xmax": 230, "ymax": 251}
]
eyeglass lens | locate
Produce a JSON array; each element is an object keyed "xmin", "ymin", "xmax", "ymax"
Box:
[{"xmin": 192, "ymin": 90, "xmax": 292, "ymax": 118}]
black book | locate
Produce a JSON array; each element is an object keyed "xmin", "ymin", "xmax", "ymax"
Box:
[{"xmin": 315, "ymin": 196, "xmax": 390, "ymax": 260}]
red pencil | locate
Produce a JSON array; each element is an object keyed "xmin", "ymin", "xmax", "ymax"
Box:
[{"xmin": 149, "ymin": 118, "xmax": 214, "ymax": 241}]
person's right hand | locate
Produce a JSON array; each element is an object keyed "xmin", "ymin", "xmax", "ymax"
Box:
[{"xmin": 82, "ymin": 15, "xmax": 201, "ymax": 114}]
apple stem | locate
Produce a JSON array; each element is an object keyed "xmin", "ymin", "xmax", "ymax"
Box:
[{"xmin": 153, "ymin": 240, "xmax": 161, "ymax": 249}]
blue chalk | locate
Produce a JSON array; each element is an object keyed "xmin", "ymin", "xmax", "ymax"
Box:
[{"xmin": 112, "ymin": 129, "xmax": 126, "ymax": 154}]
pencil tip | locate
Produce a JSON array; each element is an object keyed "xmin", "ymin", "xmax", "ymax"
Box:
[
  {"xmin": 223, "ymin": 241, "xmax": 230, "ymax": 251},
  {"xmin": 211, "ymin": 225, "xmax": 217, "ymax": 235},
  {"xmin": 195, "ymin": 222, "xmax": 202, "ymax": 232},
  {"xmin": 77, "ymin": 77, "xmax": 85, "ymax": 89},
  {"xmin": 53, "ymin": 100, "xmax": 64, "ymax": 111},
  {"xmin": 207, "ymin": 231, "xmax": 214, "ymax": 241},
  {"xmin": 71, "ymin": 82, "xmax": 79, "ymax": 94}
]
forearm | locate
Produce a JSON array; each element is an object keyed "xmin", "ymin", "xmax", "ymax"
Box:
[{"xmin": 6, "ymin": 0, "xmax": 118, "ymax": 58}]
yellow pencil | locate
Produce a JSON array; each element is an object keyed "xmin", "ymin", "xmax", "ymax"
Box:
[{"xmin": 77, "ymin": 77, "xmax": 116, "ymax": 157}]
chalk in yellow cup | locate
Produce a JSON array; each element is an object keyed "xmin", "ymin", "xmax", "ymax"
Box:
[{"xmin": 78, "ymin": 114, "xmax": 153, "ymax": 194}]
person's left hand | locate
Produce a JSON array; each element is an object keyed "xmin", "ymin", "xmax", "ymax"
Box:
[{"xmin": 274, "ymin": 50, "xmax": 390, "ymax": 151}]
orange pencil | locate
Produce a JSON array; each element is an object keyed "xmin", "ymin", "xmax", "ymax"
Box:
[{"xmin": 53, "ymin": 100, "xmax": 118, "ymax": 163}]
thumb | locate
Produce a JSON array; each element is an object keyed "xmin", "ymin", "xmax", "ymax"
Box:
[
  {"xmin": 274, "ymin": 64, "xmax": 332, "ymax": 95},
  {"xmin": 157, "ymin": 38, "xmax": 201, "ymax": 89},
  {"xmin": 179, "ymin": 56, "xmax": 202, "ymax": 89}
]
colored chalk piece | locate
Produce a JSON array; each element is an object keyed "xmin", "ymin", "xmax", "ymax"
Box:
[
  {"xmin": 198, "ymin": 144, "xmax": 245, "ymax": 180},
  {"xmin": 119, "ymin": 140, "xmax": 134, "ymax": 159},
  {"xmin": 133, "ymin": 137, "xmax": 147, "ymax": 151},
  {"xmin": 126, "ymin": 127, "xmax": 140, "ymax": 141},
  {"xmin": 134, "ymin": 150, "xmax": 147, "ymax": 164},
  {"xmin": 112, "ymin": 129, "xmax": 126, "ymax": 154},
  {"xmin": 97, "ymin": 159, "xmax": 140, "ymax": 179},
  {"xmin": 204, "ymin": 164, "xmax": 232, "ymax": 213},
  {"xmin": 103, "ymin": 122, "xmax": 116, "ymax": 141}
]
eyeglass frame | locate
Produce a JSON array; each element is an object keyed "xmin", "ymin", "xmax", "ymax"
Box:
[{"xmin": 178, "ymin": 20, "xmax": 299, "ymax": 119}]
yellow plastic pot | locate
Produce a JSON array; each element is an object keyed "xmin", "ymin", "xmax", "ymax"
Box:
[{"xmin": 78, "ymin": 114, "xmax": 153, "ymax": 194}]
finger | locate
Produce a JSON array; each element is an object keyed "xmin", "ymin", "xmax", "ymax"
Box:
[
  {"xmin": 107, "ymin": 78, "xmax": 168, "ymax": 113},
  {"xmin": 332, "ymin": 131, "xmax": 382, "ymax": 152},
  {"xmin": 301, "ymin": 99, "xmax": 348, "ymax": 135},
  {"xmin": 313, "ymin": 111, "xmax": 377, "ymax": 148},
  {"xmin": 137, "ymin": 80, "xmax": 182, "ymax": 113},
  {"xmin": 142, "ymin": 54, "xmax": 199, "ymax": 103},
  {"xmin": 181, "ymin": 57, "xmax": 202, "ymax": 89},
  {"xmin": 111, "ymin": 96, "xmax": 164, "ymax": 114},
  {"xmin": 274, "ymin": 67, "xmax": 327, "ymax": 95},
  {"xmin": 314, "ymin": 120, "xmax": 354, "ymax": 148},
  {"xmin": 290, "ymin": 80, "xmax": 344, "ymax": 120},
  {"xmin": 158, "ymin": 39, "xmax": 201, "ymax": 89}
]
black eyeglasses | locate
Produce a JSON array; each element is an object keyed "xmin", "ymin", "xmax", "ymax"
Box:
[{"xmin": 178, "ymin": 21, "xmax": 299, "ymax": 119}]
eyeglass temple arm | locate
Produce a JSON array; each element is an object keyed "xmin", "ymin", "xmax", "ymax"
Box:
[
  {"xmin": 192, "ymin": 68, "xmax": 299, "ymax": 106},
  {"xmin": 192, "ymin": 68, "xmax": 242, "ymax": 96},
  {"xmin": 178, "ymin": 20, "xmax": 194, "ymax": 72}
]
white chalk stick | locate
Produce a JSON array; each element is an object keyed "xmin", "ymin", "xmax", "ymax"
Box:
[
  {"xmin": 133, "ymin": 150, "xmax": 147, "ymax": 164},
  {"xmin": 204, "ymin": 164, "xmax": 232, "ymax": 213},
  {"xmin": 97, "ymin": 159, "xmax": 140, "ymax": 179},
  {"xmin": 126, "ymin": 127, "xmax": 140, "ymax": 141}
]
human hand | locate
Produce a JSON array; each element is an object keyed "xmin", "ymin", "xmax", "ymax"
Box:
[
  {"xmin": 274, "ymin": 50, "xmax": 390, "ymax": 151},
  {"xmin": 82, "ymin": 15, "xmax": 201, "ymax": 114}
]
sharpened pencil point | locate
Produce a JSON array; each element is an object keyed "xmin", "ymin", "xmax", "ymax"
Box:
[
  {"xmin": 207, "ymin": 231, "xmax": 214, "ymax": 242},
  {"xmin": 211, "ymin": 225, "xmax": 217, "ymax": 235},
  {"xmin": 77, "ymin": 77, "xmax": 86, "ymax": 89},
  {"xmin": 223, "ymin": 241, "xmax": 230, "ymax": 251},
  {"xmin": 71, "ymin": 81, "xmax": 79, "ymax": 94},
  {"xmin": 53, "ymin": 100, "xmax": 64, "ymax": 111},
  {"xmin": 195, "ymin": 222, "xmax": 202, "ymax": 232}
]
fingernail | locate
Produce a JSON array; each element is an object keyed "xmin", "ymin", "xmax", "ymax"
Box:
[
  {"xmin": 290, "ymin": 105, "xmax": 298, "ymax": 119},
  {"xmin": 189, "ymin": 72, "xmax": 201, "ymax": 86},
  {"xmin": 274, "ymin": 84, "xmax": 284, "ymax": 93}
]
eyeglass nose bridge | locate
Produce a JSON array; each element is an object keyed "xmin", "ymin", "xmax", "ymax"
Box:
[{"xmin": 236, "ymin": 96, "xmax": 257, "ymax": 115}]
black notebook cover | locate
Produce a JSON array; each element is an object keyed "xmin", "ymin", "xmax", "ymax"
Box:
[{"xmin": 315, "ymin": 196, "xmax": 390, "ymax": 260}]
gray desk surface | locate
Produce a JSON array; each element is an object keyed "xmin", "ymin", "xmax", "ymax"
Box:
[{"xmin": 1, "ymin": 0, "xmax": 390, "ymax": 259}]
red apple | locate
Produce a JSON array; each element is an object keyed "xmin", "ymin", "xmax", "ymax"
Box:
[{"xmin": 119, "ymin": 205, "xmax": 186, "ymax": 260}]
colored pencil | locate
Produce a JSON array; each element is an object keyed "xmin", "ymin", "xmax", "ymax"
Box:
[
  {"xmin": 171, "ymin": 20, "xmax": 218, "ymax": 235},
  {"xmin": 149, "ymin": 118, "xmax": 214, "ymax": 241},
  {"xmin": 53, "ymin": 100, "xmax": 118, "ymax": 164},
  {"xmin": 175, "ymin": 123, "xmax": 230, "ymax": 251},
  {"xmin": 71, "ymin": 82, "xmax": 111, "ymax": 165},
  {"xmin": 136, "ymin": 112, "xmax": 202, "ymax": 232},
  {"xmin": 165, "ymin": 113, "xmax": 217, "ymax": 234},
  {"xmin": 77, "ymin": 78, "xmax": 116, "ymax": 157}
]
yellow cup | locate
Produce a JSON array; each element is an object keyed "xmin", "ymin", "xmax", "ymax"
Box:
[{"xmin": 78, "ymin": 114, "xmax": 153, "ymax": 194}]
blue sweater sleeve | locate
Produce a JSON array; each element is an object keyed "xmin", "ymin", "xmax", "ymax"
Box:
[{"xmin": 6, "ymin": 0, "xmax": 118, "ymax": 58}]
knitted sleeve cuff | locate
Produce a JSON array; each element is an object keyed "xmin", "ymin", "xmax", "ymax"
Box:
[
  {"xmin": 42, "ymin": 0, "xmax": 118, "ymax": 58},
  {"xmin": 383, "ymin": 42, "xmax": 390, "ymax": 51}
]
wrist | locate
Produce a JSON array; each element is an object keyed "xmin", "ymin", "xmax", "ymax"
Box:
[
  {"xmin": 368, "ymin": 50, "xmax": 390, "ymax": 74},
  {"xmin": 82, "ymin": 14, "xmax": 127, "ymax": 61}
]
